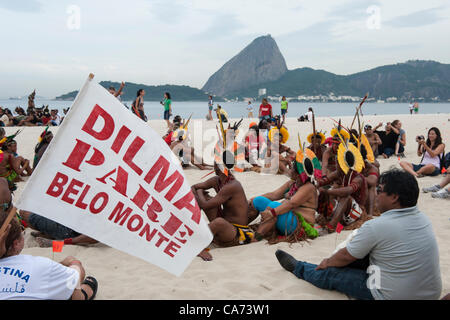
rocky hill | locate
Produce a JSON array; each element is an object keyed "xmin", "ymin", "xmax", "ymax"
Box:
[{"xmin": 202, "ymin": 34, "xmax": 288, "ymax": 97}]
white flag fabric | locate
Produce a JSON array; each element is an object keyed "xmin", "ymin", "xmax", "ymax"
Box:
[{"xmin": 16, "ymin": 76, "xmax": 213, "ymax": 276}]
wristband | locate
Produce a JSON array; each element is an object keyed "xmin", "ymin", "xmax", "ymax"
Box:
[
  {"xmin": 270, "ymin": 208, "xmax": 277, "ymax": 218},
  {"xmin": 64, "ymin": 238, "xmax": 73, "ymax": 245}
]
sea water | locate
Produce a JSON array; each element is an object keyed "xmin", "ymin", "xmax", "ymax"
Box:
[{"xmin": 1, "ymin": 99, "xmax": 449, "ymax": 120}]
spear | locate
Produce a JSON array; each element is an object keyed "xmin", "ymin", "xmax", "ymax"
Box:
[{"xmin": 311, "ymin": 109, "xmax": 318, "ymax": 154}]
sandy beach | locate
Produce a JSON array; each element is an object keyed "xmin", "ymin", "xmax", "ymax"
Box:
[{"xmin": 5, "ymin": 113, "xmax": 450, "ymax": 300}]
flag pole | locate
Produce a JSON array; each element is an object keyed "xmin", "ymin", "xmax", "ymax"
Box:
[{"xmin": 0, "ymin": 207, "xmax": 17, "ymax": 235}]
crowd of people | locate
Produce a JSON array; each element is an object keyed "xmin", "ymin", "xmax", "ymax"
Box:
[
  {"xmin": 0, "ymin": 106, "xmax": 66, "ymax": 127},
  {"xmin": 0, "ymin": 90, "xmax": 67, "ymax": 128},
  {"xmin": 0, "ymin": 95, "xmax": 449, "ymax": 300}
]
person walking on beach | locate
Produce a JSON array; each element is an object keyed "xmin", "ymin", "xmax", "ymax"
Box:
[
  {"xmin": 280, "ymin": 96, "xmax": 288, "ymax": 122},
  {"xmin": 246, "ymin": 101, "xmax": 254, "ymax": 118},
  {"xmin": 413, "ymin": 102, "xmax": 419, "ymax": 114},
  {"xmin": 275, "ymin": 168, "xmax": 442, "ymax": 300},
  {"xmin": 132, "ymin": 89, "xmax": 147, "ymax": 121},
  {"xmin": 259, "ymin": 98, "xmax": 272, "ymax": 121},
  {"xmin": 207, "ymin": 96, "xmax": 214, "ymax": 120},
  {"xmin": 160, "ymin": 92, "xmax": 172, "ymax": 128}
]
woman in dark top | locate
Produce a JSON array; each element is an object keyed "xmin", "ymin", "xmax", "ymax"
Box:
[{"xmin": 132, "ymin": 89, "xmax": 147, "ymax": 121}]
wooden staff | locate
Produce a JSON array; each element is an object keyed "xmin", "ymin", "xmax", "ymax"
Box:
[
  {"xmin": 350, "ymin": 93, "xmax": 368, "ymax": 129},
  {"xmin": 0, "ymin": 207, "xmax": 17, "ymax": 236},
  {"xmin": 312, "ymin": 109, "xmax": 318, "ymax": 155}
]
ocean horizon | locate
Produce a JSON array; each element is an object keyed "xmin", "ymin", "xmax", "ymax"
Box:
[{"xmin": 1, "ymin": 98, "xmax": 449, "ymax": 120}]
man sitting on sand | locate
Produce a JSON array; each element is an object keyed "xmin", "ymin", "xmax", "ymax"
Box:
[
  {"xmin": 266, "ymin": 125, "xmax": 295, "ymax": 175},
  {"xmin": 363, "ymin": 125, "xmax": 382, "ymax": 158},
  {"xmin": 166, "ymin": 115, "xmax": 213, "ymax": 170},
  {"xmin": 0, "ymin": 212, "xmax": 98, "ymax": 300},
  {"xmin": 0, "ymin": 145, "xmax": 25, "ymax": 192},
  {"xmin": 373, "ymin": 122, "xmax": 397, "ymax": 158},
  {"xmin": 17, "ymin": 210, "xmax": 98, "ymax": 248},
  {"xmin": 275, "ymin": 168, "xmax": 442, "ymax": 300},
  {"xmin": 192, "ymin": 162, "xmax": 252, "ymax": 261},
  {"xmin": 3, "ymin": 139, "xmax": 33, "ymax": 177},
  {"xmin": 307, "ymin": 133, "xmax": 327, "ymax": 162},
  {"xmin": 33, "ymin": 128, "xmax": 53, "ymax": 168},
  {"xmin": 248, "ymin": 145, "xmax": 321, "ymax": 243},
  {"xmin": 317, "ymin": 132, "xmax": 368, "ymax": 233},
  {"xmin": 321, "ymin": 136, "xmax": 341, "ymax": 178},
  {"xmin": 243, "ymin": 122, "xmax": 265, "ymax": 173}
]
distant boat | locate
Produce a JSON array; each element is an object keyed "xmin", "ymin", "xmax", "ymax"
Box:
[
  {"xmin": 377, "ymin": 100, "xmax": 385, "ymax": 103},
  {"xmin": 8, "ymin": 96, "xmax": 22, "ymax": 100}
]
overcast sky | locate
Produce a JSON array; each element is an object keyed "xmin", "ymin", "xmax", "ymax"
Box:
[{"xmin": 0, "ymin": 0, "xmax": 449, "ymax": 98}]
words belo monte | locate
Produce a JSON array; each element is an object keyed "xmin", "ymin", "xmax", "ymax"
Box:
[{"xmin": 44, "ymin": 104, "xmax": 201, "ymax": 259}]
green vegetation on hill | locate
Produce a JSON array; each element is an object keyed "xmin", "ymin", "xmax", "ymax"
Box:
[
  {"xmin": 55, "ymin": 61, "xmax": 450, "ymax": 102},
  {"xmin": 55, "ymin": 81, "xmax": 223, "ymax": 101},
  {"xmin": 227, "ymin": 60, "xmax": 450, "ymax": 102}
]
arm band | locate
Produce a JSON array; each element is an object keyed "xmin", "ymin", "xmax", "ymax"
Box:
[{"xmin": 270, "ymin": 208, "xmax": 277, "ymax": 218}]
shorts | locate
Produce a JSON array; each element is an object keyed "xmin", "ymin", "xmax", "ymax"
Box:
[
  {"xmin": 343, "ymin": 198, "xmax": 363, "ymax": 226},
  {"xmin": 412, "ymin": 164, "xmax": 440, "ymax": 176},
  {"xmin": 281, "ymin": 109, "xmax": 287, "ymax": 115},
  {"xmin": 209, "ymin": 106, "xmax": 213, "ymax": 111},
  {"xmin": 29, "ymin": 213, "xmax": 80, "ymax": 240},
  {"xmin": 164, "ymin": 110, "xmax": 171, "ymax": 120}
]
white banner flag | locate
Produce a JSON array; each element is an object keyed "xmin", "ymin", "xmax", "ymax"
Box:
[{"xmin": 16, "ymin": 75, "xmax": 213, "ymax": 276}]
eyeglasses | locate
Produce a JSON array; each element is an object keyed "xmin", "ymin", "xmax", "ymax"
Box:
[{"xmin": 376, "ymin": 185, "xmax": 385, "ymax": 194}]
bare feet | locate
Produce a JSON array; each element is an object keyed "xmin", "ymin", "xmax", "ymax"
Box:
[
  {"xmin": 198, "ymin": 249, "xmax": 213, "ymax": 261},
  {"xmin": 31, "ymin": 231, "xmax": 45, "ymax": 238},
  {"xmin": 382, "ymin": 153, "xmax": 388, "ymax": 159},
  {"xmin": 250, "ymin": 166, "xmax": 261, "ymax": 173},
  {"xmin": 36, "ymin": 237, "xmax": 53, "ymax": 248}
]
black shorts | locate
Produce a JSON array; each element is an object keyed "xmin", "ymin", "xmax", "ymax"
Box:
[{"xmin": 164, "ymin": 110, "xmax": 171, "ymax": 120}]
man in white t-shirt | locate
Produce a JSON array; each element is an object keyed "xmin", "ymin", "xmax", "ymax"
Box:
[
  {"xmin": 0, "ymin": 180, "xmax": 98, "ymax": 300},
  {"xmin": 305, "ymin": 107, "xmax": 313, "ymax": 122},
  {"xmin": 50, "ymin": 109, "xmax": 61, "ymax": 126}
]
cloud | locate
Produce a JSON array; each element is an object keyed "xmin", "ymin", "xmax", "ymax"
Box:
[
  {"xmin": 0, "ymin": 0, "xmax": 42, "ymax": 12},
  {"xmin": 328, "ymin": 0, "xmax": 382, "ymax": 20},
  {"xmin": 385, "ymin": 7, "xmax": 447, "ymax": 28}
]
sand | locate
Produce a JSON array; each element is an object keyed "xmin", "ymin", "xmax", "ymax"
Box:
[{"xmin": 5, "ymin": 112, "xmax": 450, "ymax": 300}]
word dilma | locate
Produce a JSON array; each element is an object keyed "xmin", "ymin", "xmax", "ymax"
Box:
[{"xmin": 60, "ymin": 103, "xmax": 201, "ymax": 225}]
